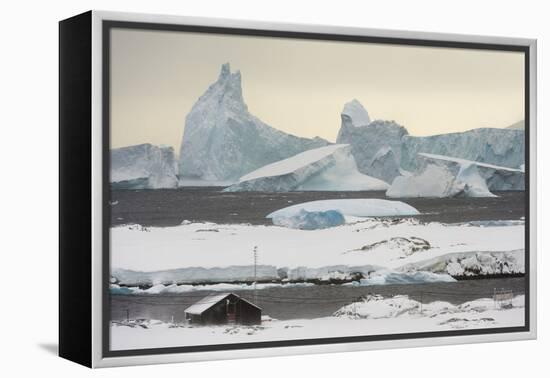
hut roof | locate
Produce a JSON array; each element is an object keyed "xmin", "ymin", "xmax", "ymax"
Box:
[{"xmin": 184, "ymin": 293, "xmax": 261, "ymax": 315}]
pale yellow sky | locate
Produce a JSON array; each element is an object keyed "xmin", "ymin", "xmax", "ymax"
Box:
[{"xmin": 110, "ymin": 28, "xmax": 525, "ymax": 151}]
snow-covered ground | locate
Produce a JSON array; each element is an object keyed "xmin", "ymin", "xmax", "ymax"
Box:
[
  {"xmin": 110, "ymin": 294, "xmax": 525, "ymax": 350},
  {"xmin": 110, "ymin": 216, "xmax": 524, "ymax": 284}
]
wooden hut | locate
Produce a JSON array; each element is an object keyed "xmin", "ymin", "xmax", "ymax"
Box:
[{"xmin": 184, "ymin": 293, "xmax": 262, "ymax": 326}]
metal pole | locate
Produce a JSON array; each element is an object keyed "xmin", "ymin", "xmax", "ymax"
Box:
[{"xmin": 253, "ymin": 246, "xmax": 258, "ymax": 305}]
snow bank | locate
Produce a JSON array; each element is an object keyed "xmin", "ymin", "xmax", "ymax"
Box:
[
  {"xmin": 224, "ymin": 144, "xmax": 388, "ymax": 192},
  {"xmin": 333, "ymin": 294, "xmax": 525, "ymax": 320},
  {"xmin": 271, "ymin": 209, "xmax": 345, "ymax": 230},
  {"xmin": 334, "ymin": 295, "xmax": 420, "ymax": 319},
  {"xmin": 398, "ymin": 249, "xmax": 525, "ymax": 277},
  {"xmin": 110, "ymin": 217, "xmax": 524, "ymax": 284},
  {"xmin": 267, "ymin": 199, "xmax": 419, "ymax": 220}
]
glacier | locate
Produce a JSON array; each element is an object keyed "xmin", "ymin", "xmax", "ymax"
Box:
[
  {"xmin": 178, "ymin": 63, "xmax": 328, "ymax": 182},
  {"xmin": 110, "ymin": 143, "xmax": 178, "ymax": 189},
  {"xmin": 224, "ymin": 144, "xmax": 389, "ymax": 192}
]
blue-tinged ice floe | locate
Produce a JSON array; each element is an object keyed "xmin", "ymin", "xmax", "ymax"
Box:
[
  {"xmin": 271, "ymin": 209, "xmax": 346, "ymax": 230},
  {"xmin": 267, "ymin": 198, "xmax": 420, "ymax": 229}
]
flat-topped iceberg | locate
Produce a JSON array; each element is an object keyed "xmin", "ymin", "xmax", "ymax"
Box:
[
  {"xmin": 224, "ymin": 144, "xmax": 389, "ymax": 192},
  {"xmin": 267, "ymin": 198, "xmax": 420, "ymax": 220},
  {"xmin": 111, "ymin": 143, "xmax": 178, "ymax": 189}
]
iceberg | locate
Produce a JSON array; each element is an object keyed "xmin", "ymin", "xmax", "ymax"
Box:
[
  {"xmin": 337, "ymin": 113, "xmax": 408, "ymax": 184},
  {"xmin": 368, "ymin": 146, "xmax": 402, "ymax": 184},
  {"xmin": 401, "ymin": 127, "xmax": 525, "ymax": 171},
  {"xmin": 271, "ymin": 209, "xmax": 346, "ymax": 230},
  {"xmin": 391, "ymin": 165, "xmax": 474, "ymax": 198},
  {"xmin": 386, "ymin": 164, "xmax": 466, "ymax": 198},
  {"xmin": 267, "ymin": 198, "xmax": 420, "ymax": 220},
  {"xmin": 110, "ymin": 143, "xmax": 178, "ymax": 189},
  {"xmin": 386, "ymin": 152, "xmax": 523, "ymax": 198},
  {"xmin": 418, "ymin": 153, "xmax": 524, "ymax": 191},
  {"xmin": 224, "ymin": 144, "xmax": 389, "ymax": 192},
  {"xmin": 335, "ymin": 99, "xmax": 525, "ymax": 183},
  {"xmin": 178, "ymin": 63, "xmax": 327, "ymax": 182},
  {"xmin": 507, "ymin": 120, "xmax": 525, "ymax": 130}
]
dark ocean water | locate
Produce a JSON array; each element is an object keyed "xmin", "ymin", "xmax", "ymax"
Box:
[
  {"xmin": 110, "ymin": 188, "xmax": 525, "ymax": 227},
  {"xmin": 111, "ymin": 277, "xmax": 525, "ymax": 322}
]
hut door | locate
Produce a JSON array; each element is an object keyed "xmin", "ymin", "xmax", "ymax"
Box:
[{"xmin": 226, "ymin": 300, "xmax": 237, "ymax": 324}]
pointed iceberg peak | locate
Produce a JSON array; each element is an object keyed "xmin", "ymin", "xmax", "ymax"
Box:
[
  {"xmin": 218, "ymin": 62, "xmax": 241, "ymax": 84},
  {"xmin": 212, "ymin": 62, "xmax": 243, "ymax": 106},
  {"xmin": 341, "ymin": 99, "xmax": 371, "ymax": 127},
  {"xmin": 219, "ymin": 62, "xmax": 231, "ymax": 79}
]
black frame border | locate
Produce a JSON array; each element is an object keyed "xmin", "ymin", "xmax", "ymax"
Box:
[{"xmin": 101, "ymin": 20, "xmax": 531, "ymax": 359}]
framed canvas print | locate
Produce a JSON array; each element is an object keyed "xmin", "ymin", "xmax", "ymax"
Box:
[{"xmin": 59, "ymin": 10, "xmax": 537, "ymax": 368}]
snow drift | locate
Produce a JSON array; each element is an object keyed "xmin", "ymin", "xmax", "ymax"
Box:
[
  {"xmin": 398, "ymin": 249, "xmax": 525, "ymax": 278},
  {"xmin": 178, "ymin": 63, "xmax": 327, "ymax": 182},
  {"xmin": 224, "ymin": 144, "xmax": 389, "ymax": 192},
  {"xmin": 111, "ymin": 143, "xmax": 178, "ymax": 189}
]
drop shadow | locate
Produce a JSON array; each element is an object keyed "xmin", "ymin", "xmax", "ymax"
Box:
[{"xmin": 38, "ymin": 343, "xmax": 58, "ymax": 356}]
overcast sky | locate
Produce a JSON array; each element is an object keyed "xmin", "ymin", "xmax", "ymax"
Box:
[{"xmin": 110, "ymin": 28, "xmax": 525, "ymax": 151}]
